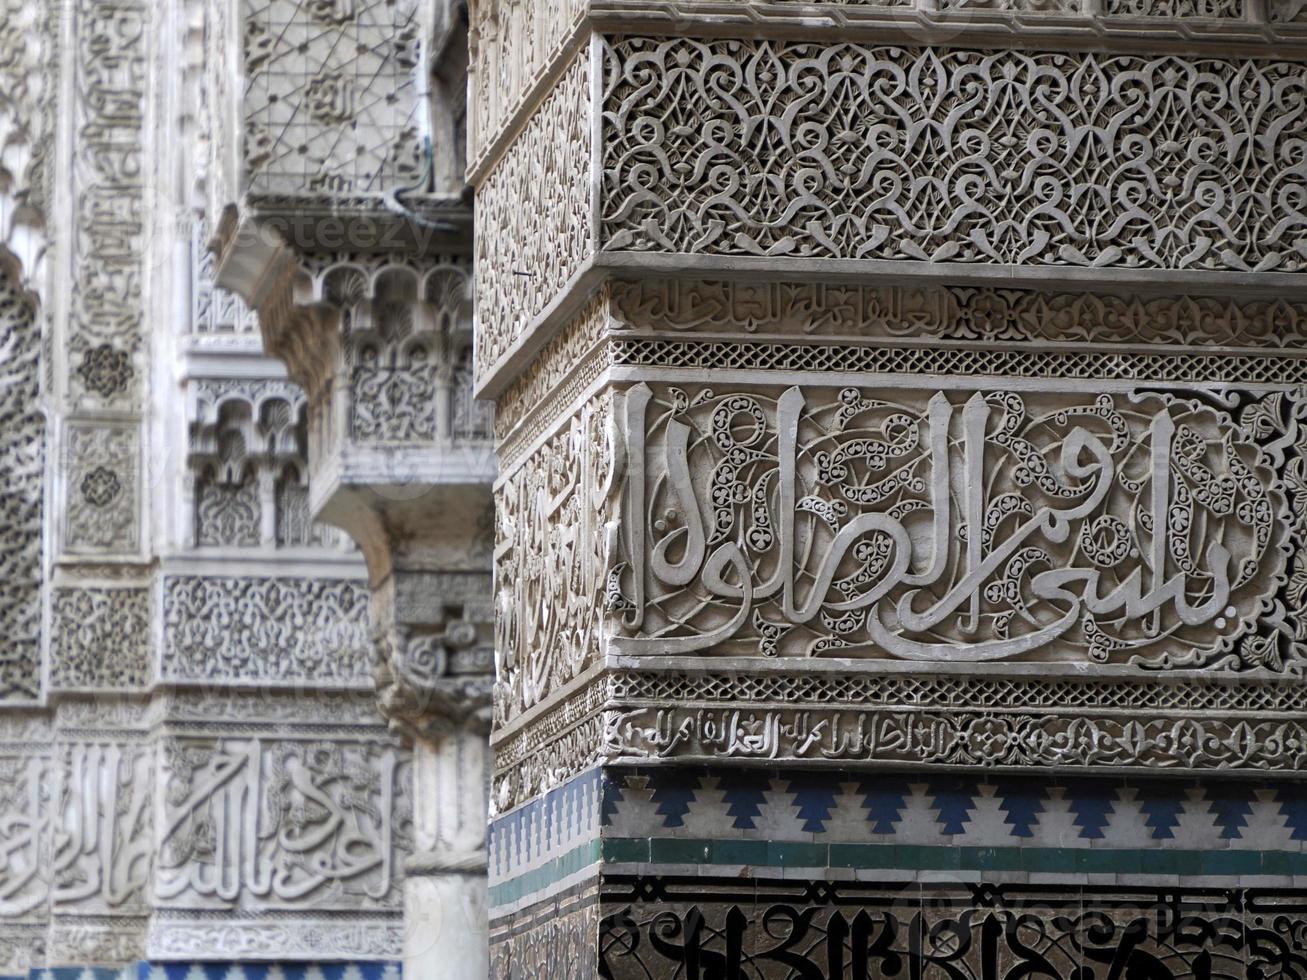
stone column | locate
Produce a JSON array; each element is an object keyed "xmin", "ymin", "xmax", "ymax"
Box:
[{"xmin": 472, "ymin": 1, "xmax": 1307, "ymax": 974}]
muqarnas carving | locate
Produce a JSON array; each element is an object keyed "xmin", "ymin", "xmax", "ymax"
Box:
[
  {"xmin": 606, "ymin": 383, "xmax": 1294, "ymax": 669},
  {"xmin": 189, "ymin": 381, "xmax": 338, "ymax": 548},
  {"xmin": 0, "ymin": 274, "xmax": 43, "ymax": 702},
  {"xmin": 600, "ymin": 40, "xmax": 1307, "ymax": 273},
  {"xmin": 339, "ymin": 259, "xmax": 487, "ymax": 445}
]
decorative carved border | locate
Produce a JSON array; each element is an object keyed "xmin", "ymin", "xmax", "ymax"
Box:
[{"xmin": 493, "ymin": 666, "xmax": 1307, "ymax": 812}]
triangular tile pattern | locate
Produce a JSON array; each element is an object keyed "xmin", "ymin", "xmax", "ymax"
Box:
[
  {"xmin": 787, "ymin": 774, "xmax": 840, "ymax": 833},
  {"xmin": 718, "ymin": 770, "xmax": 771, "ymax": 830},
  {"xmin": 129, "ymin": 966, "xmax": 400, "ymax": 980},
  {"xmin": 646, "ymin": 769, "xmax": 699, "ymax": 828},
  {"xmin": 1064, "ymin": 781, "xmax": 1117, "ymax": 840},
  {"xmin": 1207, "ymin": 784, "xmax": 1258, "ymax": 839},
  {"xmin": 927, "ymin": 779, "xmax": 980, "ymax": 835},
  {"xmin": 1276, "ymin": 782, "xmax": 1307, "ymax": 840},
  {"xmin": 857, "ymin": 775, "xmax": 911, "ymax": 834},
  {"xmin": 1133, "ymin": 783, "xmax": 1186, "ymax": 840},
  {"xmin": 512, "ymin": 768, "xmax": 1307, "ymax": 866},
  {"xmin": 992, "ymin": 779, "xmax": 1046, "ymax": 839}
]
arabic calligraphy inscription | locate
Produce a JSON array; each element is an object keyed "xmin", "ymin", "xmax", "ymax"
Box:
[{"xmin": 610, "ymin": 385, "xmax": 1290, "ymax": 669}]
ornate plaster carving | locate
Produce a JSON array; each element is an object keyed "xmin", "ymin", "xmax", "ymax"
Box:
[
  {"xmin": 475, "ymin": 51, "xmax": 592, "ymax": 385},
  {"xmin": 0, "ymin": 272, "xmax": 43, "ymax": 703},
  {"xmin": 50, "ymin": 588, "xmax": 152, "ymax": 690},
  {"xmin": 494, "ymin": 394, "xmax": 614, "ymax": 725},
  {"xmin": 600, "ymin": 40, "xmax": 1307, "ymax": 275},
  {"xmin": 161, "ymin": 575, "xmax": 372, "ymax": 685},
  {"xmin": 69, "ymin": 0, "xmax": 147, "ymax": 410},
  {"xmin": 467, "ymin": 0, "xmax": 588, "ymax": 172},
  {"xmin": 187, "ymin": 379, "xmax": 345, "ymax": 549},
  {"xmin": 0, "ymin": 0, "xmax": 51, "ymax": 288},
  {"xmin": 607, "ymin": 382, "xmax": 1294, "ymax": 669},
  {"xmin": 611, "ymin": 279, "xmax": 1307, "ymax": 349},
  {"xmin": 242, "ymin": 0, "xmax": 427, "ymax": 198},
  {"xmin": 64, "ymin": 423, "xmax": 139, "ymax": 554},
  {"xmin": 191, "ymin": 227, "xmax": 259, "ymax": 335},
  {"xmin": 157, "ymin": 736, "xmax": 410, "ymax": 908}
]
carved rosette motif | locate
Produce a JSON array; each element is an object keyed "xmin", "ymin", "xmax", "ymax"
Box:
[{"xmin": 64, "ymin": 424, "xmax": 139, "ymax": 553}]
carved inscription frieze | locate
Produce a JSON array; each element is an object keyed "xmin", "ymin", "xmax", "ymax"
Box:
[
  {"xmin": 609, "ymin": 383, "xmax": 1294, "ymax": 670},
  {"xmin": 611, "ymin": 279, "xmax": 1307, "ymax": 349},
  {"xmin": 157, "ymin": 736, "xmax": 410, "ymax": 909},
  {"xmin": 53, "ymin": 741, "xmax": 153, "ymax": 914},
  {"xmin": 70, "ymin": 0, "xmax": 147, "ymax": 409},
  {"xmin": 600, "ymin": 40, "xmax": 1307, "ymax": 275}
]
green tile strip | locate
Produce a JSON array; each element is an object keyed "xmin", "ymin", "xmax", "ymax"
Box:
[
  {"xmin": 492, "ymin": 839, "xmax": 1307, "ymax": 911},
  {"xmin": 489, "ymin": 838, "xmax": 602, "ymax": 909},
  {"xmin": 613, "ymin": 839, "xmax": 1306, "ymax": 878}
]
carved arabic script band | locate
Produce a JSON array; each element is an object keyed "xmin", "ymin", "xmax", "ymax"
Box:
[{"xmin": 608, "ymin": 385, "xmax": 1290, "ymax": 669}]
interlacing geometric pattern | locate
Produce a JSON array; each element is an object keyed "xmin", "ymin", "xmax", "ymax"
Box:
[
  {"xmin": 242, "ymin": 0, "xmax": 426, "ymax": 196},
  {"xmin": 0, "ymin": 274, "xmax": 42, "ymax": 702},
  {"xmin": 601, "ymin": 40, "xmax": 1307, "ymax": 272}
]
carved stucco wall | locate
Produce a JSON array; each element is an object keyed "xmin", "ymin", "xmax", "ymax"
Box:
[
  {"xmin": 0, "ymin": 0, "xmax": 419, "ymax": 971},
  {"xmin": 474, "ymin": 2, "xmax": 1307, "ymax": 974},
  {"xmin": 0, "ymin": 272, "xmax": 43, "ymax": 704}
]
